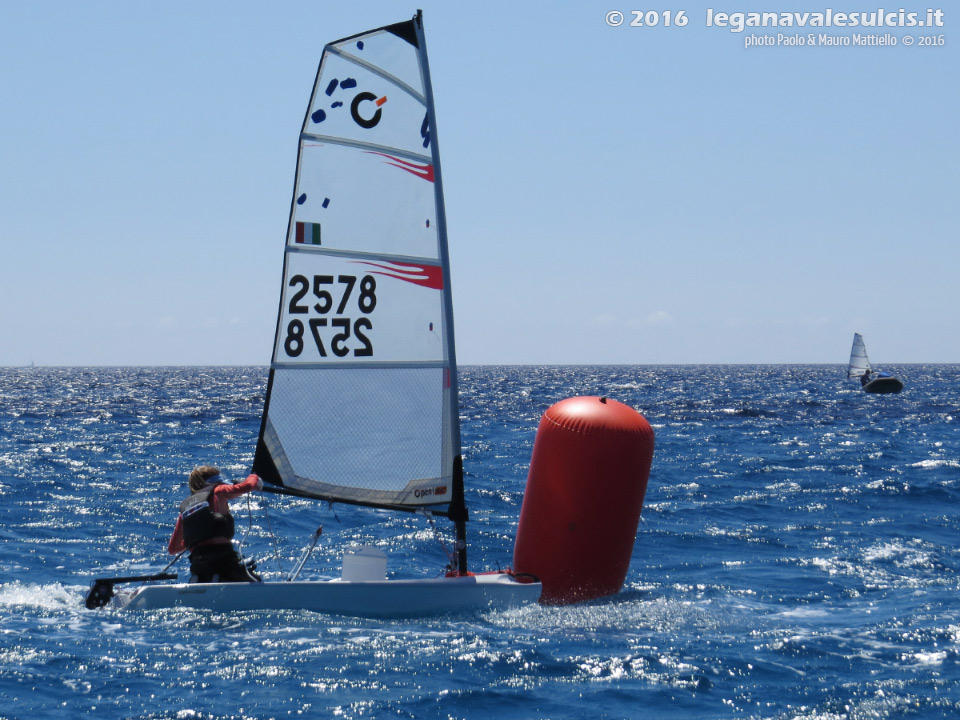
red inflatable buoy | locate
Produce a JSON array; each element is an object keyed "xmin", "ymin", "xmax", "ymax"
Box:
[{"xmin": 512, "ymin": 396, "xmax": 654, "ymax": 604}]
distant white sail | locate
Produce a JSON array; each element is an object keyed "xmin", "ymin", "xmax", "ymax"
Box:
[
  {"xmin": 253, "ymin": 16, "xmax": 459, "ymax": 510},
  {"xmin": 847, "ymin": 333, "xmax": 872, "ymax": 378}
]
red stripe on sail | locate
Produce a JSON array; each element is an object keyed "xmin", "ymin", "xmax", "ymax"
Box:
[
  {"xmin": 366, "ymin": 152, "xmax": 435, "ymax": 182},
  {"xmin": 295, "ymin": 222, "xmax": 304, "ymax": 244},
  {"xmin": 351, "ymin": 260, "xmax": 443, "ymax": 290}
]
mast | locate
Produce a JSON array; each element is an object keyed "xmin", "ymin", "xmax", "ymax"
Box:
[{"xmin": 414, "ymin": 10, "xmax": 468, "ymax": 574}]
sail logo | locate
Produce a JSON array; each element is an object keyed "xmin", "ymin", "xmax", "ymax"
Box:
[
  {"xmin": 350, "ymin": 91, "xmax": 386, "ymax": 129},
  {"xmin": 414, "ymin": 485, "xmax": 447, "ymax": 499},
  {"xmin": 309, "ymin": 77, "xmax": 386, "ymax": 131}
]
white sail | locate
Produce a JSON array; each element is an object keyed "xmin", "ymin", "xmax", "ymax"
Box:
[
  {"xmin": 847, "ymin": 333, "xmax": 872, "ymax": 378},
  {"xmin": 254, "ymin": 15, "xmax": 460, "ymax": 512}
]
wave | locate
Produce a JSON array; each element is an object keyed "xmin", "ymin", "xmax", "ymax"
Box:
[{"xmin": 0, "ymin": 581, "xmax": 81, "ymax": 610}]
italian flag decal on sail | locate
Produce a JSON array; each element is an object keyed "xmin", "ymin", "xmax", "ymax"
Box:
[{"xmin": 295, "ymin": 222, "xmax": 321, "ymax": 245}]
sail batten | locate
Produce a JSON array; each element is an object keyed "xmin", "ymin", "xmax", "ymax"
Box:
[
  {"xmin": 284, "ymin": 243, "xmax": 441, "ymax": 266},
  {"xmin": 253, "ymin": 13, "xmax": 460, "ymax": 513},
  {"xmin": 271, "ymin": 360, "xmax": 447, "ymax": 371},
  {"xmin": 300, "ymin": 133, "xmax": 432, "ymax": 164}
]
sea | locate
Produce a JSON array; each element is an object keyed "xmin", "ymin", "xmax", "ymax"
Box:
[{"xmin": 1, "ymin": 364, "xmax": 958, "ymax": 719}]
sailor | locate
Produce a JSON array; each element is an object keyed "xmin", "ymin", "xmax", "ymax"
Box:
[
  {"xmin": 860, "ymin": 369, "xmax": 871, "ymax": 387},
  {"xmin": 168, "ymin": 466, "xmax": 264, "ymax": 583}
]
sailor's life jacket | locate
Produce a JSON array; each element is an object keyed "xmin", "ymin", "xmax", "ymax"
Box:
[{"xmin": 179, "ymin": 483, "xmax": 235, "ymax": 549}]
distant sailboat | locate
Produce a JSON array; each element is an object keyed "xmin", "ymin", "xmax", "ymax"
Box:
[{"xmin": 847, "ymin": 333, "xmax": 903, "ymax": 394}]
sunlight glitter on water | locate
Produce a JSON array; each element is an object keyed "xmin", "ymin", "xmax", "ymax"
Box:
[{"xmin": 1, "ymin": 366, "xmax": 959, "ymax": 719}]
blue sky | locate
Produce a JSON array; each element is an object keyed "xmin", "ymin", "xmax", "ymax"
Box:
[{"xmin": 1, "ymin": 1, "xmax": 956, "ymax": 366}]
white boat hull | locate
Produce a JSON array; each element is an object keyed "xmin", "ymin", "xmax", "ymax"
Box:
[{"xmin": 115, "ymin": 573, "xmax": 541, "ymax": 617}]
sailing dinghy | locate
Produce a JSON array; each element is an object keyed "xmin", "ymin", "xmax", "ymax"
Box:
[
  {"xmin": 95, "ymin": 12, "xmax": 541, "ymax": 616},
  {"xmin": 847, "ymin": 333, "xmax": 903, "ymax": 394}
]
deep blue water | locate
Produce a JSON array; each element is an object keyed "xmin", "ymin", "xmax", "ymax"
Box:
[{"xmin": 1, "ymin": 365, "xmax": 958, "ymax": 719}]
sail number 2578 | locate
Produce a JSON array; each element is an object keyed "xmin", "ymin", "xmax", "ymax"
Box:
[{"xmin": 284, "ymin": 274, "xmax": 377, "ymax": 358}]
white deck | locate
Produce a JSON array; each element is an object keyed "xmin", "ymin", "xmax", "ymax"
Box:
[{"xmin": 115, "ymin": 573, "xmax": 541, "ymax": 617}]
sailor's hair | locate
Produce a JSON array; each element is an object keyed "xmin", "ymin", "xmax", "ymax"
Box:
[{"xmin": 188, "ymin": 466, "xmax": 221, "ymax": 493}]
